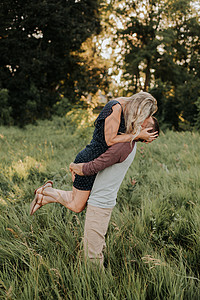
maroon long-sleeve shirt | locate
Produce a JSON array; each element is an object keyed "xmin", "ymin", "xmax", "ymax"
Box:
[{"xmin": 82, "ymin": 141, "xmax": 135, "ymax": 176}]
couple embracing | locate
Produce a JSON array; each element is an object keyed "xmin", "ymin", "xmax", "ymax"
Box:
[{"xmin": 30, "ymin": 91, "xmax": 159, "ymax": 266}]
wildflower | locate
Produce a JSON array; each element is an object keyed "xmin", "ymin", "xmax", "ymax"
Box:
[{"xmin": 130, "ymin": 178, "xmax": 136, "ymax": 185}]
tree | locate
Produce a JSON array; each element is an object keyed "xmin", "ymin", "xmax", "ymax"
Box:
[
  {"xmin": 112, "ymin": 0, "xmax": 200, "ymax": 129},
  {"xmin": 114, "ymin": 0, "xmax": 164, "ymax": 94},
  {"xmin": 0, "ymin": 0, "xmax": 102, "ymax": 125},
  {"xmin": 153, "ymin": 0, "xmax": 200, "ymax": 128}
]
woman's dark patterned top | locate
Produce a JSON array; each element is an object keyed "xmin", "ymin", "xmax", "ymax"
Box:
[{"xmin": 73, "ymin": 100, "xmax": 126, "ymax": 190}]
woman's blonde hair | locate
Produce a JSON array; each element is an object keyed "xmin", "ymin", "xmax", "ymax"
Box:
[{"xmin": 122, "ymin": 91, "xmax": 157, "ymax": 139}]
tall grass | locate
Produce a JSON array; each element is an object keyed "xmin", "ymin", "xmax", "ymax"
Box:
[{"xmin": 0, "ymin": 113, "xmax": 200, "ymax": 299}]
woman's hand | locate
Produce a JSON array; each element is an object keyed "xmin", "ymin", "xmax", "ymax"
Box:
[
  {"xmin": 137, "ymin": 128, "xmax": 158, "ymax": 142},
  {"xmin": 69, "ymin": 162, "xmax": 84, "ymax": 176}
]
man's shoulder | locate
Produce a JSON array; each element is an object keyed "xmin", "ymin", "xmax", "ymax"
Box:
[{"xmin": 114, "ymin": 141, "xmax": 135, "ymax": 163}]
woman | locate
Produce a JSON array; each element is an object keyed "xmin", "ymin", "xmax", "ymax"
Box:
[{"xmin": 30, "ymin": 91, "xmax": 158, "ymax": 215}]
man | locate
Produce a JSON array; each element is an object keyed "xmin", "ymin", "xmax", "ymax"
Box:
[{"xmin": 70, "ymin": 116, "xmax": 159, "ymax": 266}]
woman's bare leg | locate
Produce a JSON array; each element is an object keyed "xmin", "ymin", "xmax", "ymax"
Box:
[{"xmin": 34, "ymin": 186, "xmax": 90, "ymax": 213}]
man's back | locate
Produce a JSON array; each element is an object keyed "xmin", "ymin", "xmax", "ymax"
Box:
[{"xmin": 88, "ymin": 143, "xmax": 137, "ymax": 208}]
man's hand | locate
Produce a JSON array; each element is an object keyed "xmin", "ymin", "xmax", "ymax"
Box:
[
  {"xmin": 137, "ymin": 128, "xmax": 158, "ymax": 142},
  {"xmin": 71, "ymin": 170, "xmax": 75, "ymax": 182},
  {"xmin": 69, "ymin": 162, "xmax": 84, "ymax": 176}
]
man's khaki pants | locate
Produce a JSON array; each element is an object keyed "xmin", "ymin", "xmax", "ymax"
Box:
[{"xmin": 84, "ymin": 204, "xmax": 113, "ymax": 266}]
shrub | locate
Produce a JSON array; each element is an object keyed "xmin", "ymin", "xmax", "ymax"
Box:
[{"xmin": 0, "ymin": 89, "xmax": 13, "ymax": 125}]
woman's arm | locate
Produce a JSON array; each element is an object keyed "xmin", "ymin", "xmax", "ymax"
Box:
[
  {"xmin": 104, "ymin": 104, "xmax": 158, "ymax": 146},
  {"xmin": 104, "ymin": 104, "xmax": 133, "ymax": 146}
]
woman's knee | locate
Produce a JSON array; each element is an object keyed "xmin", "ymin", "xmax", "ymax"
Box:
[
  {"xmin": 72, "ymin": 187, "xmax": 90, "ymax": 213},
  {"xmin": 74, "ymin": 205, "xmax": 86, "ymax": 213},
  {"xmin": 73, "ymin": 196, "xmax": 88, "ymax": 213}
]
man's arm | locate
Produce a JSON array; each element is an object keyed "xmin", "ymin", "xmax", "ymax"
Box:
[{"xmin": 69, "ymin": 142, "xmax": 135, "ymax": 176}]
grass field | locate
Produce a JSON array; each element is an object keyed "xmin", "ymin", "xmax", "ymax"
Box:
[{"xmin": 0, "ymin": 112, "xmax": 200, "ymax": 299}]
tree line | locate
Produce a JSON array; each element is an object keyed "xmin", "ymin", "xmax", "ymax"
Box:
[{"xmin": 0, "ymin": 0, "xmax": 200, "ymax": 129}]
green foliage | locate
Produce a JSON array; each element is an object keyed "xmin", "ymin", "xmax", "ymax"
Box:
[
  {"xmin": 52, "ymin": 97, "xmax": 71, "ymax": 117},
  {"xmin": 112, "ymin": 0, "xmax": 200, "ymax": 129},
  {"xmin": 0, "ymin": 89, "xmax": 13, "ymax": 125},
  {"xmin": 0, "ymin": 116, "xmax": 200, "ymax": 298},
  {"xmin": 0, "ymin": 0, "xmax": 103, "ymax": 126},
  {"xmin": 195, "ymin": 97, "xmax": 200, "ymax": 130},
  {"xmin": 1, "ymin": 0, "xmax": 199, "ymax": 130}
]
